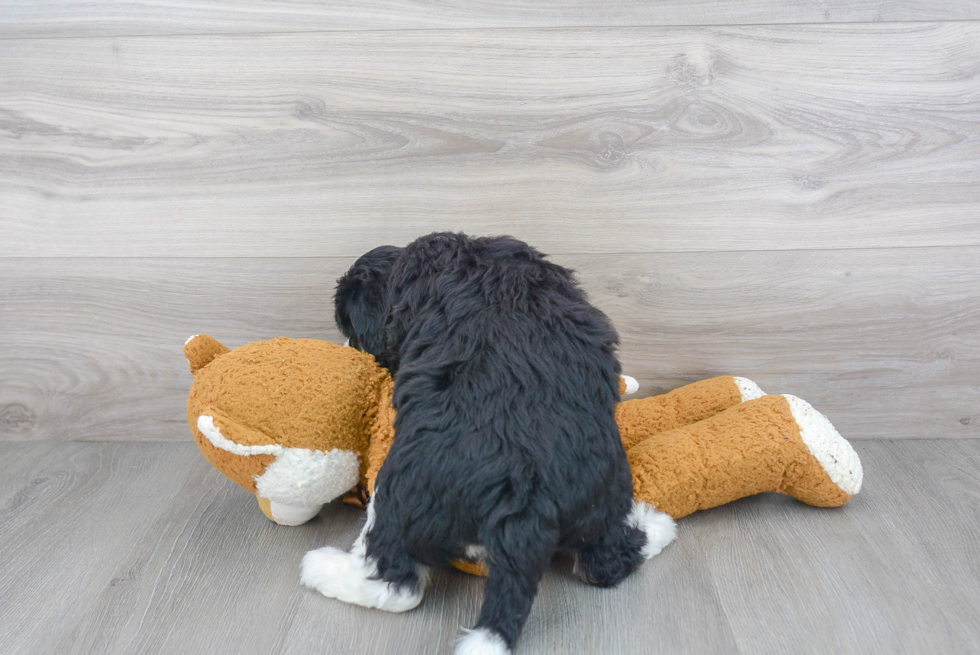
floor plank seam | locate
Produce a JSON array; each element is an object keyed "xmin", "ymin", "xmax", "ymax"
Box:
[
  {"xmin": 5, "ymin": 243, "xmax": 980, "ymax": 262},
  {"xmin": 2, "ymin": 18, "xmax": 980, "ymax": 43}
]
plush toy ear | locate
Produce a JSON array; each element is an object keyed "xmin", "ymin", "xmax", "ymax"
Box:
[{"xmin": 184, "ymin": 334, "xmax": 230, "ymax": 374}]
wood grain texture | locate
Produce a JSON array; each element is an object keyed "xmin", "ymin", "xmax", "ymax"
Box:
[
  {"xmin": 55, "ymin": 457, "xmax": 316, "ymax": 655},
  {"xmin": 2, "ymin": 0, "xmax": 980, "ymax": 38},
  {"xmin": 2, "ymin": 247, "xmax": 977, "ymax": 442},
  {"xmin": 0, "ymin": 257, "xmax": 343, "ymax": 343},
  {"xmin": 691, "ymin": 439, "xmax": 980, "ymax": 654},
  {"xmin": 2, "ymin": 23, "xmax": 979, "ymax": 257},
  {"xmin": 1, "ymin": 331, "xmax": 199, "ymax": 442},
  {"xmin": 42, "ymin": 445, "xmax": 737, "ymax": 655},
  {"xmin": 0, "ymin": 442, "xmax": 207, "ymax": 654},
  {"xmin": 2, "ymin": 440, "xmax": 978, "ymax": 654},
  {"xmin": 575, "ymin": 247, "xmax": 980, "ymax": 441},
  {"xmin": 0, "ymin": 441, "xmax": 69, "ymax": 506}
]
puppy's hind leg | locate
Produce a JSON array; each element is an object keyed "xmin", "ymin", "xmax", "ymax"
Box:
[
  {"xmin": 301, "ymin": 492, "xmax": 428, "ymax": 613},
  {"xmin": 456, "ymin": 514, "xmax": 555, "ymax": 655},
  {"xmin": 573, "ymin": 500, "xmax": 676, "ymax": 587}
]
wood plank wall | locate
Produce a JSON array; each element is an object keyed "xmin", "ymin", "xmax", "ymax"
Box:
[{"xmin": 1, "ymin": 3, "xmax": 978, "ymax": 442}]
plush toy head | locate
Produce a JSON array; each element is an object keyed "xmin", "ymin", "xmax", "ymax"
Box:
[
  {"xmin": 184, "ymin": 334, "xmax": 395, "ymax": 525},
  {"xmin": 184, "ymin": 334, "xmax": 637, "ymax": 526}
]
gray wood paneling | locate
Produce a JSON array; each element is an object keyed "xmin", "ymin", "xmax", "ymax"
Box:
[
  {"xmin": 1, "ymin": 1, "xmax": 979, "ymax": 38},
  {"xmin": 2, "ymin": 23, "xmax": 978, "ymax": 257},
  {"xmin": 2, "ymin": 248, "xmax": 976, "ymax": 442},
  {"xmin": 1, "ymin": 332, "xmax": 195, "ymax": 442},
  {"xmin": 0, "ymin": 257, "xmax": 343, "ymax": 343},
  {"xmin": 2, "ymin": 440, "xmax": 979, "ymax": 654},
  {"xmin": 576, "ymin": 248, "xmax": 980, "ymax": 441}
]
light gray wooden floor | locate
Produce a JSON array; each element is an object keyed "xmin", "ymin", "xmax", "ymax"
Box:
[{"xmin": 1, "ymin": 439, "xmax": 977, "ymax": 654}]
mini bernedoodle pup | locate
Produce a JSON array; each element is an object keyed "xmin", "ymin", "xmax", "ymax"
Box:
[{"xmin": 302, "ymin": 232, "xmax": 676, "ymax": 654}]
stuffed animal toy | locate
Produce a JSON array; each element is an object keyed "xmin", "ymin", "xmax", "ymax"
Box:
[
  {"xmin": 184, "ymin": 334, "xmax": 395, "ymax": 526},
  {"xmin": 184, "ymin": 335, "xmax": 862, "ymax": 536}
]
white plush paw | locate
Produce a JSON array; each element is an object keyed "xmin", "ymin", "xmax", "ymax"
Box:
[
  {"xmin": 455, "ymin": 628, "xmax": 510, "ymax": 655},
  {"xmin": 301, "ymin": 546, "xmax": 423, "ymax": 613},
  {"xmin": 734, "ymin": 377, "xmax": 765, "ymax": 401},
  {"xmin": 628, "ymin": 500, "xmax": 677, "ymax": 560},
  {"xmin": 268, "ymin": 501, "xmax": 322, "ymax": 526},
  {"xmin": 783, "ymin": 394, "xmax": 862, "ymax": 495}
]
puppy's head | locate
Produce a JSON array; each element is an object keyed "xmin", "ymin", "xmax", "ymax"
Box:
[{"xmin": 334, "ymin": 245, "xmax": 403, "ymax": 358}]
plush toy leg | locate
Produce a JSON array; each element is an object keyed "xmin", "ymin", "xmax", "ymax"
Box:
[
  {"xmin": 619, "ymin": 375, "xmax": 640, "ymax": 395},
  {"xmin": 617, "ymin": 376, "xmax": 764, "ymax": 450},
  {"xmin": 627, "ymin": 394, "xmax": 862, "ymax": 519},
  {"xmin": 256, "ymin": 495, "xmax": 324, "ymax": 526}
]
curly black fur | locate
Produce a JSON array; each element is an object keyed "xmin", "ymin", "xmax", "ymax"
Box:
[
  {"xmin": 334, "ymin": 233, "xmax": 648, "ymax": 651},
  {"xmin": 334, "ymin": 244, "xmax": 403, "ymax": 356}
]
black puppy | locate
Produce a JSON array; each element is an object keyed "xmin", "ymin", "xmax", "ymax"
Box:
[{"xmin": 303, "ymin": 233, "xmax": 675, "ymax": 655}]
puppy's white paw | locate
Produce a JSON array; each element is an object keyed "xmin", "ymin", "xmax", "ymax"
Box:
[
  {"xmin": 629, "ymin": 500, "xmax": 677, "ymax": 559},
  {"xmin": 301, "ymin": 546, "xmax": 423, "ymax": 613},
  {"xmin": 455, "ymin": 628, "xmax": 510, "ymax": 655}
]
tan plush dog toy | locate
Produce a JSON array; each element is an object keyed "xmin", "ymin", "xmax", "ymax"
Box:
[{"xmin": 184, "ymin": 335, "xmax": 862, "ymax": 534}]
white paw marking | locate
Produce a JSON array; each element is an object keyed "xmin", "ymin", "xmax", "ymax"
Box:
[
  {"xmin": 455, "ymin": 628, "xmax": 510, "ymax": 655},
  {"xmin": 628, "ymin": 500, "xmax": 677, "ymax": 559},
  {"xmin": 301, "ymin": 547, "xmax": 423, "ymax": 613},
  {"xmin": 301, "ymin": 493, "xmax": 428, "ymax": 613}
]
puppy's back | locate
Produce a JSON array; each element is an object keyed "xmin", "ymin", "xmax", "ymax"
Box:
[{"xmin": 382, "ymin": 233, "xmax": 629, "ymax": 545}]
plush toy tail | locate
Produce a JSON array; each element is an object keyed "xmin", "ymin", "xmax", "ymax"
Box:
[{"xmin": 183, "ymin": 334, "xmax": 230, "ymax": 374}]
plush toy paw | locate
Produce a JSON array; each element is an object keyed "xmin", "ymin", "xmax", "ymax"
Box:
[
  {"xmin": 780, "ymin": 394, "xmax": 863, "ymax": 502},
  {"xmin": 733, "ymin": 376, "xmax": 765, "ymax": 401},
  {"xmin": 628, "ymin": 393, "xmax": 863, "ymax": 518},
  {"xmin": 617, "ymin": 375, "xmax": 765, "ymax": 450},
  {"xmin": 256, "ymin": 496, "xmax": 323, "ymax": 526}
]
